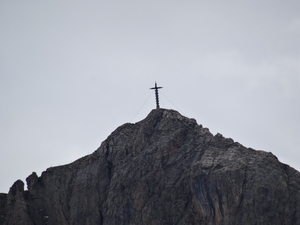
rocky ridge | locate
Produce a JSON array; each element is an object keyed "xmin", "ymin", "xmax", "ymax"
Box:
[{"xmin": 1, "ymin": 108, "xmax": 300, "ymax": 224}]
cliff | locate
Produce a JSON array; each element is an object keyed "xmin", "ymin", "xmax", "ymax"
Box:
[{"xmin": 1, "ymin": 109, "xmax": 300, "ymax": 224}]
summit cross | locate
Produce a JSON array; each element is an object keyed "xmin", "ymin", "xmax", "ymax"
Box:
[{"xmin": 150, "ymin": 82, "xmax": 163, "ymax": 109}]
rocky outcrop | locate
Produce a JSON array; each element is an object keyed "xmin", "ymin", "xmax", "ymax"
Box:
[{"xmin": 1, "ymin": 108, "xmax": 300, "ymax": 224}]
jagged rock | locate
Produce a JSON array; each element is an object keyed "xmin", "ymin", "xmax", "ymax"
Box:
[
  {"xmin": 1, "ymin": 109, "xmax": 300, "ymax": 224},
  {"xmin": 4, "ymin": 180, "xmax": 33, "ymax": 225},
  {"xmin": 0, "ymin": 194, "xmax": 7, "ymax": 224}
]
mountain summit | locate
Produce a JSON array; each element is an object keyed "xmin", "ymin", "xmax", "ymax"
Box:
[{"xmin": 1, "ymin": 109, "xmax": 300, "ymax": 224}]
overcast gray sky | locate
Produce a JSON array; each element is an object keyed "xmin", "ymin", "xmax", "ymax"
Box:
[{"xmin": 1, "ymin": 1, "xmax": 300, "ymax": 193}]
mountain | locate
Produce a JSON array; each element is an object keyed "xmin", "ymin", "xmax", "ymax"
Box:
[{"xmin": 1, "ymin": 108, "xmax": 300, "ymax": 225}]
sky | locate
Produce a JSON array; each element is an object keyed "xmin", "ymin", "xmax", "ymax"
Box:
[{"xmin": 1, "ymin": 1, "xmax": 300, "ymax": 193}]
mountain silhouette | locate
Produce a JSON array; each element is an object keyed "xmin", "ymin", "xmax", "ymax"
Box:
[{"xmin": 1, "ymin": 109, "xmax": 300, "ymax": 225}]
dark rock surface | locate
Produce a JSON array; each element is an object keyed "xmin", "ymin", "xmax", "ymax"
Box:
[{"xmin": 1, "ymin": 108, "xmax": 300, "ymax": 224}]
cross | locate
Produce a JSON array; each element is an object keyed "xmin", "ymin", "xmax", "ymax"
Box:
[{"xmin": 150, "ymin": 82, "xmax": 163, "ymax": 109}]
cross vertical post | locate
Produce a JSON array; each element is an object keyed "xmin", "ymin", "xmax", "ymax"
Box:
[{"xmin": 150, "ymin": 82, "xmax": 163, "ymax": 109}]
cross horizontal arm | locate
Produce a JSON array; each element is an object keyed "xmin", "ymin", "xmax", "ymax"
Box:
[{"xmin": 150, "ymin": 86, "xmax": 163, "ymax": 90}]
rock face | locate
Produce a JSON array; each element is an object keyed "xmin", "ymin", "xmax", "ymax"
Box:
[{"xmin": 1, "ymin": 108, "xmax": 300, "ymax": 225}]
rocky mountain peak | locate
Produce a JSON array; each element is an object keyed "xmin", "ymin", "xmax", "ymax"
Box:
[{"xmin": 1, "ymin": 108, "xmax": 300, "ymax": 224}]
